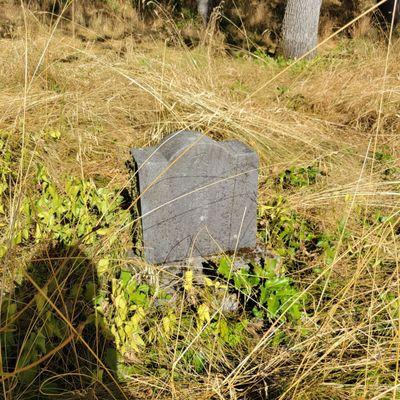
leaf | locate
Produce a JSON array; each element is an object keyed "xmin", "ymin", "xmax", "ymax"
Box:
[
  {"xmin": 260, "ymin": 285, "xmax": 269, "ymax": 305},
  {"xmin": 35, "ymin": 164, "xmax": 49, "ymax": 184},
  {"xmin": 114, "ymin": 315, "xmax": 124, "ymax": 328},
  {"xmin": 12, "ymin": 230, "xmax": 22, "ymax": 245},
  {"xmin": 96, "ymin": 368, "xmax": 104, "ymax": 383},
  {"xmin": 184, "ymin": 270, "xmax": 193, "ymax": 291},
  {"xmin": 115, "ymin": 295, "xmax": 128, "ymax": 320},
  {"xmin": 125, "ymin": 278, "xmax": 137, "ymax": 295},
  {"xmin": 204, "ymin": 277, "xmax": 214, "ymax": 287},
  {"xmin": 264, "ymin": 257, "xmax": 278, "ymax": 273},
  {"xmin": 0, "ymin": 244, "xmax": 7, "ymax": 258},
  {"xmin": 70, "ymin": 284, "xmax": 81, "ymax": 299},
  {"xmin": 44, "ymin": 312, "xmax": 64, "ymax": 339},
  {"xmin": 35, "ymin": 223, "xmax": 42, "ymax": 242},
  {"xmin": 7, "ymin": 302, "xmax": 17, "ymax": 316},
  {"xmin": 197, "ymin": 303, "xmax": 211, "ymax": 324},
  {"xmin": 104, "ymin": 348, "xmax": 118, "ymax": 370},
  {"xmin": 118, "ymin": 326, "xmax": 126, "ymax": 343},
  {"xmin": 124, "ymin": 319, "xmax": 138, "ymax": 336},
  {"xmin": 214, "ymin": 281, "xmax": 228, "ymax": 290},
  {"xmin": 233, "ymin": 269, "xmax": 253, "ymax": 293},
  {"xmin": 96, "ymin": 228, "xmax": 110, "ymax": 236},
  {"xmin": 97, "ymin": 258, "xmax": 109, "ymax": 275},
  {"xmin": 132, "ymin": 293, "xmax": 148, "ymax": 306},
  {"xmin": 288, "ymin": 303, "xmax": 302, "ymax": 321},
  {"xmin": 35, "ymin": 290, "xmax": 47, "ymax": 313},
  {"xmin": 120, "ymin": 270, "xmax": 132, "ymax": 287},
  {"xmin": 17, "ymin": 342, "xmax": 38, "ymax": 384},
  {"xmin": 40, "ymin": 380, "xmax": 63, "ymax": 395},
  {"xmin": 94, "ymin": 292, "xmax": 105, "ymax": 307},
  {"xmin": 18, "ymin": 365, "xmax": 38, "ymax": 384},
  {"xmin": 46, "ymin": 184, "xmax": 58, "ymax": 199},
  {"xmin": 191, "ymin": 351, "xmax": 205, "ymax": 373},
  {"xmin": 36, "ymin": 331, "xmax": 47, "ymax": 354},
  {"xmin": 267, "ymin": 295, "xmax": 280, "ymax": 318},
  {"xmin": 162, "ymin": 312, "xmax": 176, "ymax": 337},
  {"xmin": 130, "ymin": 333, "xmax": 145, "ymax": 352},
  {"xmin": 84, "ymin": 281, "xmax": 96, "ymax": 302},
  {"xmin": 218, "ymin": 257, "xmax": 232, "ymax": 279},
  {"xmin": 47, "ymin": 129, "xmax": 61, "ymax": 139},
  {"xmin": 252, "ymin": 307, "xmax": 264, "ymax": 319},
  {"xmin": 137, "ymin": 284, "xmax": 149, "ymax": 294},
  {"xmin": 22, "ymin": 227, "xmax": 29, "ymax": 241},
  {"xmin": 218, "ymin": 319, "xmax": 229, "ymax": 341},
  {"xmin": 131, "ymin": 307, "xmax": 146, "ymax": 324}
]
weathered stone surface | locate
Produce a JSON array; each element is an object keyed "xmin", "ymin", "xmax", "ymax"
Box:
[{"xmin": 131, "ymin": 130, "xmax": 258, "ymax": 264}]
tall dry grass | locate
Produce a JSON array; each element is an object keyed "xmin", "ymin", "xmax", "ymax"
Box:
[{"xmin": 0, "ymin": 2, "xmax": 399, "ymax": 399}]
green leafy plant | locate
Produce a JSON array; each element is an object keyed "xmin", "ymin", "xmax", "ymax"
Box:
[
  {"xmin": 276, "ymin": 165, "xmax": 324, "ymax": 189},
  {"xmin": 258, "ymin": 196, "xmax": 338, "ymax": 266},
  {"xmin": 0, "ymin": 162, "xmax": 129, "ymax": 261},
  {"xmin": 375, "ymin": 149, "xmax": 399, "ymax": 180},
  {"xmin": 0, "ymin": 134, "xmax": 14, "ymax": 257},
  {"xmin": 258, "ymin": 196, "xmax": 317, "ymax": 259},
  {"xmin": 216, "ymin": 256, "xmax": 304, "ymax": 323},
  {"xmin": 0, "ymin": 245, "xmax": 105, "ymax": 389},
  {"xmin": 0, "ymin": 147, "xmax": 135, "ymax": 388},
  {"xmin": 108, "ymin": 270, "xmax": 150, "ymax": 356}
]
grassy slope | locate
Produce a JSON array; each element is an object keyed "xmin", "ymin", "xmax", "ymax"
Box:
[{"xmin": 0, "ymin": 6, "xmax": 400, "ymax": 400}]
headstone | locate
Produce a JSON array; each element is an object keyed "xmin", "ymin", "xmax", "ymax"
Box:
[{"xmin": 131, "ymin": 131, "xmax": 258, "ymax": 264}]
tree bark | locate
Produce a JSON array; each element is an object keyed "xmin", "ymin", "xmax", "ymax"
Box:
[
  {"xmin": 282, "ymin": 0, "xmax": 322, "ymax": 60},
  {"xmin": 197, "ymin": 0, "xmax": 211, "ymax": 25}
]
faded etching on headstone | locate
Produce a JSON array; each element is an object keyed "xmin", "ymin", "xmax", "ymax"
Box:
[{"xmin": 131, "ymin": 131, "xmax": 258, "ymax": 264}]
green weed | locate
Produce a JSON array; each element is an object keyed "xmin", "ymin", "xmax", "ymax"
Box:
[
  {"xmin": 276, "ymin": 165, "xmax": 324, "ymax": 188},
  {"xmin": 216, "ymin": 256, "xmax": 304, "ymax": 323}
]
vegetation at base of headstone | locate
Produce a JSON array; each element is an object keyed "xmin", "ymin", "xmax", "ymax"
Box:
[
  {"xmin": 258, "ymin": 165, "xmax": 342, "ymax": 268},
  {"xmin": 0, "ymin": 129, "xmax": 303, "ymax": 389},
  {"xmin": 216, "ymin": 256, "xmax": 305, "ymax": 324},
  {"xmin": 100, "ymin": 255, "xmax": 305, "ymax": 378}
]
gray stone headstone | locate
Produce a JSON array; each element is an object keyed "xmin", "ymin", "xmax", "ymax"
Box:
[{"xmin": 131, "ymin": 131, "xmax": 258, "ymax": 264}]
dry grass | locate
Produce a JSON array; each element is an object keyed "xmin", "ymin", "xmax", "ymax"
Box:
[{"xmin": 0, "ymin": 2, "xmax": 400, "ymax": 399}]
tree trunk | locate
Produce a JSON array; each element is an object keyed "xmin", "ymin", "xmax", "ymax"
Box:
[
  {"xmin": 197, "ymin": 0, "xmax": 211, "ymax": 25},
  {"xmin": 282, "ymin": 0, "xmax": 322, "ymax": 60}
]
